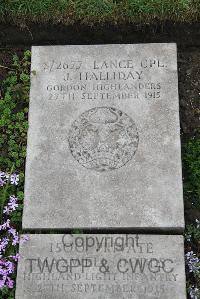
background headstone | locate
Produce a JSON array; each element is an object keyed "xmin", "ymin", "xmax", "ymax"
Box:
[
  {"xmin": 16, "ymin": 234, "xmax": 186, "ymax": 299},
  {"xmin": 23, "ymin": 44, "xmax": 184, "ymax": 230}
]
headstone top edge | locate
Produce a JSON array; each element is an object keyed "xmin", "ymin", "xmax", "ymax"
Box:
[{"xmin": 31, "ymin": 42, "xmax": 177, "ymax": 50}]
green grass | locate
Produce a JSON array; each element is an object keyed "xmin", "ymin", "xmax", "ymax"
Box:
[{"xmin": 0, "ymin": 0, "xmax": 199, "ymax": 25}]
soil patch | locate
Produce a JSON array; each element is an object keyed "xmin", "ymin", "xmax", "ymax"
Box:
[{"xmin": 0, "ymin": 22, "xmax": 200, "ymax": 47}]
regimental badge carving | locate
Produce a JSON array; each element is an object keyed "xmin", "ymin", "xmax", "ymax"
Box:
[{"xmin": 68, "ymin": 107, "xmax": 139, "ymax": 171}]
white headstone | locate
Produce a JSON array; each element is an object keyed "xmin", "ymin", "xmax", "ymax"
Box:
[{"xmin": 23, "ymin": 44, "xmax": 184, "ymax": 230}]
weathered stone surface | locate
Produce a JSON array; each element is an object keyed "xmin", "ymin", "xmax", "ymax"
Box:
[
  {"xmin": 23, "ymin": 44, "xmax": 184, "ymax": 230},
  {"xmin": 16, "ymin": 234, "xmax": 186, "ymax": 299}
]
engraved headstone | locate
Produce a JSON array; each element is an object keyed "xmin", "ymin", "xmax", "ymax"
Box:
[
  {"xmin": 23, "ymin": 44, "xmax": 184, "ymax": 230},
  {"xmin": 16, "ymin": 234, "xmax": 186, "ymax": 298}
]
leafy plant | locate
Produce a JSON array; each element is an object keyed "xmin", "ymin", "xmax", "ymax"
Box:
[
  {"xmin": 0, "ymin": 51, "xmax": 31, "ymax": 298},
  {"xmin": 185, "ymin": 220, "xmax": 200, "ymax": 298},
  {"xmin": 183, "ymin": 139, "xmax": 200, "ymax": 210},
  {"xmin": 0, "ymin": 50, "xmax": 30, "ymax": 180}
]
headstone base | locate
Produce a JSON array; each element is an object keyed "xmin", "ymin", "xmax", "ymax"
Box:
[{"xmin": 16, "ymin": 234, "xmax": 186, "ymax": 299}]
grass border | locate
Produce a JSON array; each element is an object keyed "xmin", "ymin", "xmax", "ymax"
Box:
[{"xmin": 0, "ymin": 0, "xmax": 199, "ymax": 26}]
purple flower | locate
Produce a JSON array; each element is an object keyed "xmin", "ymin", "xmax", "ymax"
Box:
[
  {"xmin": 6, "ymin": 277, "xmax": 14, "ymax": 288},
  {"xmin": 0, "ymin": 276, "xmax": 6, "ymax": 288},
  {"xmin": 3, "ymin": 195, "xmax": 18, "ymax": 215},
  {"xmin": 186, "ymin": 251, "xmax": 194, "ymax": 259},
  {"xmin": 0, "ymin": 170, "xmax": 23, "ymax": 290},
  {"xmin": 20, "ymin": 235, "xmax": 30, "ymax": 244},
  {"xmin": 186, "ymin": 251, "xmax": 200, "ymax": 273},
  {"xmin": 8, "ymin": 227, "xmax": 17, "ymax": 236},
  {"xmin": 0, "ymin": 257, "xmax": 16, "ymax": 290},
  {"xmin": 0, "ymin": 171, "xmax": 20, "ymax": 187},
  {"xmin": 5, "ymin": 261, "xmax": 15, "ymax": 274},
  {"xmin": 0, "ymin": 178, "xmax": 6, "ymax": 187},
  {"xmin": 4, "ymin": 262, "xmax": 13, "ymax": 274},
  {"xmin": 196, "ymin": 219, "xmax": 200, "ymax": 229},
  {"xmin": 0, "ymin": 267, "xmax": 6, "ymax": 276},
  {"xmin": 0, "ymin": 258, "xmax": 15, "ymax": 289},
  {"xmin": 10, "ymin": 173, "xmax": 19, "ymax": 185},
  {"xmin": 0, "ymin": 219, "xmax": 10, "ymax": 231},
  {"xmin": 12, "ymin": 235, "xmax": 19, "ymax": 246},
  {"xmin": 2, "ymin": 206, "xmax": 9, "ymax": 214},
  {"xmin": 189, "ymin": 286, "xmax": 199, "ymax": 299},
  {"xmin": 0, "ymin": 171, "xmax": 9, "ymax": 187},
  {"xmin": 0, "ymin": 237, "xmax": 9, "ymax": 253},
  {"xmin": 10, "ymin": 253, "xmax": 20, "ymax": 261},
  {"xmin": 0, "ymin": 171, "xmax": 5, "ymax": 178},
  {"xmin": 8, "ymin": 195, "xmax": 18, "ymax": 209}
]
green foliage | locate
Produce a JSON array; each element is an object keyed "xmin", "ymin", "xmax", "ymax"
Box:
[
  {"xmin": 0, "ymin": 0, "xmax": 199, "ymax": 24},
  {"xmin": 185, "ymin": 222, "xmax": 200, "ymax": 296},
  {"xmin": 0, "ymin": 51, "xmax": 31, "ymax": 232},
  {"xmin": 183, "ymin": 139, "xmax": 200, "ymax": 297},
  {"xmin": 0, "ymin": 52, "xmax": 30, "ymax": 298},
  {"xmin": 0, "ymin": 51, "xmax": 30, "ymax": 234},
  {"xmin": 1, "ymin": 287, "xmax": 15, "ymax": 299},
  {"xmin": 0, "ymin": 51, "xmax": 31, "ymax": 179},
  {"xmin": 183, "ymin": 138, "xmax": 200, "ymax": 210},
  {"xmin": 185, "ymin": 222, "xmax": 200, "ymax": 243}
]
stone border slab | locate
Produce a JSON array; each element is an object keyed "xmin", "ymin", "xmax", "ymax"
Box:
[{"xmin": 16, "ymin": 234, "xmax": 186, "ymax": 299}]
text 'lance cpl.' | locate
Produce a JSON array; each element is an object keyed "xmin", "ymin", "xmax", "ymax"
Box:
[
  {"xmin": 93, "ymin": 60, "xmax": 136, "ymax": 70},
  {"xmin": 93, "ymin": 59, "xmax": 166, "ymax": 69}
]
